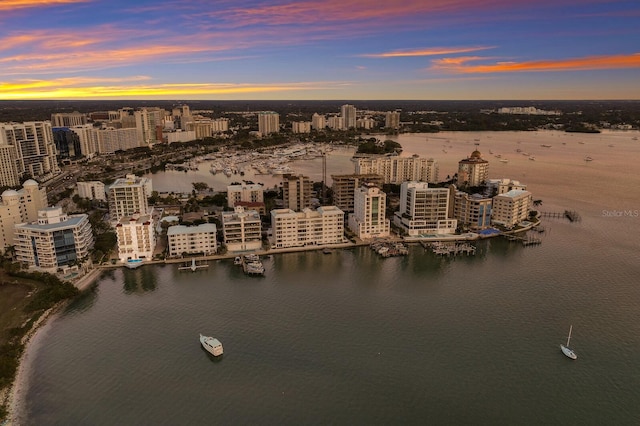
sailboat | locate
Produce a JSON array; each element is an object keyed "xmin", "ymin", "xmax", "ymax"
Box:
[{"xmin": 560, "ymin": 325, "xmax": 577, "ymax": 360}]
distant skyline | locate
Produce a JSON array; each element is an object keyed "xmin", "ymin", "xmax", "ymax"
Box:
[{"xmin": 1, "ymin": 0, "xmax": 639, "ymax": 101}]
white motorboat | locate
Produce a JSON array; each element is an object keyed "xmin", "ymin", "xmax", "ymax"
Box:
[
  {"xmin": 560, "ymin": 325, "xmax": 577, "ymax": 360},
  {"xmin": 200, "ymin": 334, "xmax": 223, "ymax": 357}
]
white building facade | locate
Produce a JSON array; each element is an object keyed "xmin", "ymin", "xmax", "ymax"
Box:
[
  {"xmin": 393, "ymin": 182, "xmax": 457, "ymax": 236},
  {"xmin": 167, "ymin": 224, "xmax": 218, "ymax": 257},
  {"xmin": 353, "ymin": 155, "xmax": 438, "ymax": 184},
  {"xmin": 270, "ymin": 206, "xmax": 345, "ymax": 249},
  {"xmin": 115, "ymin": 214, "xmax": 156, "ymax": 262},
  {"xmin": 221, "ymin": 206, "xmax": 262, "ymax": 252},
  {"xmin": 227, "ymin": 183, "xmax": 264, "ymax": 208},
  {"xmin": 348, "ymin": 184, "xmax": 390, "ymax": 239},
  {"xmin": 14, "ymin": 207, "xmax": 94, "ymax": 273},
  {"xmin": 77, "ymin": 181, "xmax": 106, "ymax": 201},
  {"xmin": 491, "ymin": 190, "xmax": 532, "ymax": 228},
  {"xmin": 108, "ymin": 174, "xmax": 152, "ymax": 222},
  {"xmin": 258, "ymin": 112, "xmax": 280, "ymax": 135},
  {"xmin": 0, "ymin": 180, "xmax": 48, "ymax": 253}
]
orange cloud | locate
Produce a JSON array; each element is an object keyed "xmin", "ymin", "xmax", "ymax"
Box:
[
  {"xmin": 0, "ymin": 0, "xmax": 89, "ymax": 11},
  {"xmin": 360, "ymin": 46, "xmax": 494, "ymax": 58},
  {"xmin": 430, "ymin": 53, "xmax": 640, "ymax": 73}
]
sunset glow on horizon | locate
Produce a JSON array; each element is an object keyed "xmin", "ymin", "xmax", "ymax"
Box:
[{"xmin": 1, "ymin": 0, "xmax": 639, "ymax": 100}]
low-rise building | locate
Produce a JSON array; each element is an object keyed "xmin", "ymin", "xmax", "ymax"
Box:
[
  {"xmin": 270, "ymin": 206, "xmax": 345, "ymax": 249},
  {"xmin": 77, "ymin": 181, "xmax": 107, "ymax": 201},
  {"xmin": 227, "ymin": 183, "xmax": 264, "ymax": 208},
  {"xmin": 167, "ymin": 223, "xmax": 218, "ymax": 257},
  {"xmin": 486, "ymin": 178, "xmax": 527, "ymax": 196},
  {"xmin": 14, "ymin": 207, "xmax": 94, "ymax": 273}
]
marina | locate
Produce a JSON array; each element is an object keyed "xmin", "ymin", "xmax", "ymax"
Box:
[{"xmin": 421, "ymin": 241, "xmax": 476, "ymax": 256}]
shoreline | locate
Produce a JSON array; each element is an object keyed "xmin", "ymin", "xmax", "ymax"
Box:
[{"xmin": 2, "ymin": 267, "xmax": 102, "ymax": 425}]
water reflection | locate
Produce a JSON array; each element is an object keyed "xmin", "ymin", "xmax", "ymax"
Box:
[{"xmin": 123, "ymin": 266, "xmax": 158, "ymax": 293}]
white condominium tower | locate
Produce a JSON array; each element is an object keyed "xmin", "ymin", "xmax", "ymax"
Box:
[
  {"xmin": 14, "ymin": 207, "xmax": 94, "ymax": 273},
  {"xmin": 491, "ymin": 189, "xmax": 532, "ymax": 228},
  {"xmin": 258, "ymin": 111, "xmax": 280, "ymax": 135},
  {"xmin": 115, "ymin": 214, "xmax": 156, "ymax": 262},
  {"xmin": 348, "ymin": 184, "xmax": 390, "ymax": 240},
  {"xmin": 108, "ymin": 174, "xmax": 152, "ymax": 222},
  {"xmin": 393, "ymin": 182, "xmax": 457, "ymax": 236},
  {"xmin": 341, "ymin": 104, "xmax": 356, "ymax": 130},
  {"xmin": 221, "ymin": 206, "xmax": 262, "ymax": 252},
  {"xmin": 353, "ymin": 155, "xmax": 438, "ymax": 184}
]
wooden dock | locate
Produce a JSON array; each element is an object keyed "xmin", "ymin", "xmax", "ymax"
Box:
[
  {"xmin": 540, "ymin": 210, "xmax": 581, "ymax": 222},
  {"xmin": 421, "ymin": 241, "xmax": 476, "ymax": 256}
]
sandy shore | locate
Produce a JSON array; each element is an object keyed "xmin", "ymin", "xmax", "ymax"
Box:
[{"xmin": 2, "ymin": 267, "xmax": 102, "ymax": 425}]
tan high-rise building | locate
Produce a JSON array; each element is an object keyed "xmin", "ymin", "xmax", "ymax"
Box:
[
  {"xmin": 0, "ymin": 122, "xmax": 60, "ymax": 181},
  {"xmin": 0, "ymin": 144, "xmax": 20, "ymax": 187},
  {"xmin": 385, "ymin": 111, "xmax": 401, "ymax": 129},
  {"xmin": 0, "ymin": 180, "xmax": 48, "ymax": 253},
  {"xmin": 258, "ymin": 111, "xmax": 279, "ymax": 135},
  {"xmin": 282, "ymin": 174, "xmax": 312, "ymax": 211},
  {"xmin": 331, "ymin": 174, "xmax": 383, "ymax": 214},
  {"xmin": 51, "ymin": 112, "xmax": 88, "ymax": 127},
  {"xmin": 341, "ymin": 104, "xmax": 356, "ymax": 129},
  {"xmin": 457, "ymin": 149, "xmax": 489, "ymax": 188},
  {"xmin": 270, "ymin": 206, "xmax": 345, "ymax": 249},
  {"xmin": 221, "ymin": 206, "xmax": 262, "ymax": 252}
]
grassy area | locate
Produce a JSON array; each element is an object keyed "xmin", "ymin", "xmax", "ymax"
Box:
[{"xmin": 0, "ymin": 269, "xmax": 79, "ymax": 422}]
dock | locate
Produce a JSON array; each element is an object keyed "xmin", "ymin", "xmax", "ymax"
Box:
[
  {"xmin": 370, "ymin": 240, "xmax": 408, "ymax": 258},
  {"xmin": 178, "ymin": 258, "xmax": 209, "ymax": 272},
  {"xmin": 421, "ymin": 241, "xmax": 476, "ymax": 256}
]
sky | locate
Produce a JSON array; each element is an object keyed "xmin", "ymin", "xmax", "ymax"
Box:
[{"xmin": 1, "ymin": 0, "xmax": 639, "ymax": 100}]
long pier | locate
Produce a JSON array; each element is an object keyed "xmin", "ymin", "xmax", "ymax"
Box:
[{"xmin": 540, "ymin": 210, "xmax": 581, "ymax": 222}]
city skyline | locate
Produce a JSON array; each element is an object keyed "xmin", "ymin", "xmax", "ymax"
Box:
[{"xmin": 1, "ymin": 0, "xmax": 639, "ymax": 100}]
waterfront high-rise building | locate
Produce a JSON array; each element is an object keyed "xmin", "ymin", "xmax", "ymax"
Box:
[
  {"xmin": 341, "ymin": 104, "xmax": 356, "ymax": 130},
  {"xmin": 282, "ymin": 174, "xmax": 312, "ymax": 211},
  {"xmin": 0, "ymin": 180, "xmax": 48, "ymax": 253},
  {"xmin": 353, "ymin": 155, "xmax": 438, "ymax": 184},
  {"xmin": 14, "ymin": 207, "xmax": 94, "ymax": 273},
  {"xmin": 348, "ymin": 184, "xmax": 390, "ymax": 239},
  {"xmin": 0, "ymin": 121, "xmax": 60, "ymax": 181},
  {"xmin": 221, "ymin": 206, "xmax": 262, "ymax": 252},
  {"xmin": 385, "ymin": 111, "xmax": 401, "ymax": 129},
  {"xmin": 457, "ymin": 149, "xmax": 489, "ymax": 188},
  {"xmin": 331, "ymin": 174, "xmax": 384, "ymax": 214},
  {"xmin": 107, "ymin": 174, "xmax": 152, "ymax": 222},
  {"xmin": 115, "ymin": 214, "xmax": 156, "ymax": 262},
  {"xmin": 270, "ymin": 206, "xmax": 345, "ymax": 249},
  {"xmin": 393, "ymin": 181, "xmax": 457, "ymax": 236},
  {"xmin": 491, "ymin": 189, "xmax": 532, "ymax": 228},
  {"xmin": 258, "ymin": 111, "xmax": 280, "ymax": 135},
  {"xmin": 452, "ymin": 187, "xmax": 493, "ymax": 230}
]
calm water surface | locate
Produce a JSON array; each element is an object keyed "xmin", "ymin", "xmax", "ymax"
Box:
[{"xmin": 21, "ymin": 131, "xmax": 640, "ymax": 425}]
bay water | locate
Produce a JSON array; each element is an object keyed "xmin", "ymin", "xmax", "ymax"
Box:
[{"xmin": 19, "ymin": 131, "xmax": 640, "ymax": 425}]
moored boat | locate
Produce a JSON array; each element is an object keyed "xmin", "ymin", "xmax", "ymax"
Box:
[
  {"xmin": 200, "ymin": 334, "xmax": 223, "ymax": 356},
  {"xmin": 560, "ymin": 325, "xmax": 577, "ymax": 360}
]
